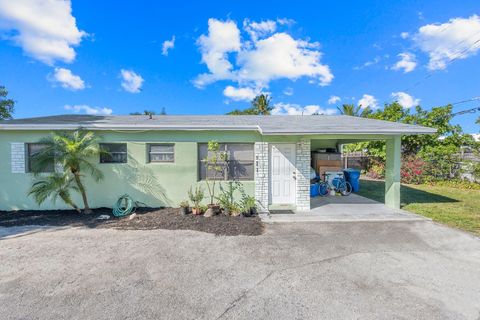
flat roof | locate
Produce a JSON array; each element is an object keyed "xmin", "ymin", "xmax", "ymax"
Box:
[{"xmin": 0, "ymin": 114, "xmax": 436, "ymax": 135}]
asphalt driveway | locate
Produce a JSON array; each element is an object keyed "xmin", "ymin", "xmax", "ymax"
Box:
[{"xmin": 1, "ymin": 221, "xmax": 480, "ymax": 320}]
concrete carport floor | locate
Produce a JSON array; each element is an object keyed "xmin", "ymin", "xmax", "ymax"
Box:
[
  {"xmin": 261, "ymin": 193, "xmax": 427, "ymax": 223},
  {"xmin": 0, "ymin": 219, "xmax": 479, "ymax": 319}
]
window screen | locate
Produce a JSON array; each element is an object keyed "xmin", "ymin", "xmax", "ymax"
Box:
[
  {"xmin": 148, "ymin": 144, "xmax": 174, "ymax": 163},
  {"xmin": 100, "ymin": 143, "xmax": 127, "ymax": 163},
  {"xmin": 27, "ymin": 143, "xmax": 54, "ymax": 173},
  {"xmin": 198, "ymin": 143, "xmax": 254, "ymax": 181}
]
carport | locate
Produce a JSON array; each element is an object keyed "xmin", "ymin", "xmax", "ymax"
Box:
[
  {"xmin": 255, "ymin": 115, "xmax": 435, "ymax": 214},
  {"xmin": 310, "ymin": 134, "xmax": 403, "ymax": 209}
]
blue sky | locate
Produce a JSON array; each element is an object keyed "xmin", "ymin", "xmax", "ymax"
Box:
[{"xmin": 0, "ymin": 0, "xmax": 479, "ymax": 133}]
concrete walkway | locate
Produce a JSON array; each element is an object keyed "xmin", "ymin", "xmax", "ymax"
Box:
[{"xmin": 261, "ymin": 193, "xmax": 428, "ymax": 223}]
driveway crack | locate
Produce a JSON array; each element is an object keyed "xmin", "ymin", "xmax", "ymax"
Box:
[{"xmin": 214, "ymin": 251, "xmax": 359, "ymax": 319}]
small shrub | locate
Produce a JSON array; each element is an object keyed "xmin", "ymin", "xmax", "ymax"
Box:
[
  {"xmin": 401, "ymin": 155, "xmax": 427, "ymax": 184},
  {"xmin": 188, "ymin": 185, "xmax": 205, "ymax": 211},
  {"xmin": 366, "ymin": 159, "xmax": 385, "ymax": 180}
]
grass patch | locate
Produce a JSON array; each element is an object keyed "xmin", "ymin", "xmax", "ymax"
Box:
[{"xmin": 358, "ymin": 179, "xmax": 480, "ymax": 236}]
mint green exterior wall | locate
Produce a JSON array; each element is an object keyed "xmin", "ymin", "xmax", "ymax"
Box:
[
  {"xmin": 0, "ymin": 130, "xmax": 403, "ymax": 211},
  {"xmin": 0, "ymin": 130, "xmax": 263, "ymax": 210}
]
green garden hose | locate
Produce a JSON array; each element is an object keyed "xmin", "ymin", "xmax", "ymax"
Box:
[{"xmin": 112, "ymin": 194, "xmax": 136, "ymax": 217}]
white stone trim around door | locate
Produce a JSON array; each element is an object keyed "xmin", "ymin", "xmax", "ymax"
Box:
[
  {"xmin": 255, "ymin": 139, "xmax": 311, "ymax": 213},
  {"xmin": 295, "ymin": 139, "xmax": 311, "ymax": 211},
  {"xmin": 254, "ymin": 142, "xmax": 269, "ymax": 213}
]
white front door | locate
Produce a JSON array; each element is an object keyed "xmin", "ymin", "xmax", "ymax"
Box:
[{"xmin": 269, "ymin": 144, "xmax": 296, "ymax": 205}]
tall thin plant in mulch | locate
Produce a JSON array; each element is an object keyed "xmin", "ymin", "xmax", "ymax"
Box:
[
  {"xmin": 203, "ymin": 141, "xmax": 228, "ymax": 205},
  {"xmin": 28, "ymin": 130, "xmax": 105, "ymax": 214}
]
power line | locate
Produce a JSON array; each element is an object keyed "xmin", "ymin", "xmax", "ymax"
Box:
[
  {"xmin": 450, "ymin": 97, "xmax": 480, "ymax": 106},
  {"xmin": 451, "ymin": 106, "xmax": 480, "ymax": 118}
]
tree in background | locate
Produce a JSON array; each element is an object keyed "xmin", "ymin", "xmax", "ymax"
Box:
[
  {"xmin": 28, "ymin": 130, "xmax": 104, "ymax": 214},
  {"xmin": 130, "ymin": 109, "xmax": 166, "ymax": 116},
  {"xmin": 337, "ymin": 104, "xmax": 372, "ymax": 117},
  {"xmin": 355, "ymin": 102, "xmax": 477, "ymax": 182},
  {"xmin": 0, "ymin": 85, "xmax": 15, "ymax": 120},
  {"xmin": 227, "ymin": 94, "xmax": 272, "ymax": 115}
]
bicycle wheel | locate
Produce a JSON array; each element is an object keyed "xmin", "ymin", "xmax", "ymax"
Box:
[
  {"xmin": 318, "ymin": 182, "xmax": 330, "ymax": 196},
  {"xmin": 340, "ymin": 181, "xmax": 352, "ymax": 196}
]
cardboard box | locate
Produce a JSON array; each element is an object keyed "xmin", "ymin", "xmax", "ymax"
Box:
[{"xmin": 317, "ymin": 165, "xmax": 342, "ymax": 181}]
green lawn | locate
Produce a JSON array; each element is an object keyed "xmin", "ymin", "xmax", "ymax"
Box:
[{"xmin": 358, "ymin": 179, "xmax": 480, "ymax": 236}]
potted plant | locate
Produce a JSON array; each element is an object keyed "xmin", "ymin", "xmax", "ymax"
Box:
[
  {"xmin": 179, "ymin": 200, "xmax": 189, "ymax": 215},
  {"xmin": 241, "ymin": 195, "xmax": 257, "ymax": 217},
  {"xmin": 188, "ymin": 185, "xmax": 204, "ymax": 215}
]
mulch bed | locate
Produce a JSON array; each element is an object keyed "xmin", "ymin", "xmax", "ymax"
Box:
[{"xmin": 0, "ymin": 208, "xmax": 264, "ymax": 236}]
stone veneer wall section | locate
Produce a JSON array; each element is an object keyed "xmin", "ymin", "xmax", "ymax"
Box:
[
  {"xmin": 254, "ymin": 142, "xmax": 269, "ymax": 212},
  {"xmin": 295, "ymin": 139, "xmax": 311, "ymax": 211},
  {"xmin": 11, "ymin": 142, "xmax": 26, "ymax": 174}
]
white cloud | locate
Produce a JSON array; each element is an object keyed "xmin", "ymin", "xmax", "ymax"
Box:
[
  {"xmin": 49, "ymin": 67, "xmax": 85, "ymax": 90},
  {"xmin": 391, "ymin": 92, "xmax": 420, "ymax": 108},
  {"xmin": 413, "ymin": 15, "xmax": 480, "ymax": 70},
  {"xmin": 354, "ymin": 56, "xmax": 381, "ymax": 70},
  {"xmin": 0, "ymin": 0, "xmax": 87, "ymax": 65},
  {"xmin": 358, "ymin": 94, "xmax": 378, "ymax": 109},
  {"xmin": 272, "ymin": 102, "xmax": 337, "ymax": 115},
  {"xmin": 162, "ymin": 36, "xmax": 175, "ymax": 56},
  {"xmin": 283, "ymin": 87, "xmax": 294, "ymax": 96},
  {"xmin": 195, "ymin": 19, "xmax": 241, "ymax": 87},
  {"xmin": 237, "ymin": 32, "xmax": 333, "ymax": 87},
  {"xmin": 391, "ymin": 52, "xmax": 417, "ymax": 73},
  {"xmin": 120, "ymin": 69, "xmax": 144, "ymax": 93},
  {"xmin": 223, "ymin": 85, "xmax": 258, "ymax": 101},
  {"xmin": 243, "ymin": 19, "xmax": 277, "ymax": 41},
  {"xmin": 64, "ymin": 104, "xmax": 112, "ymax": 116},
  {"xmin": 327, "ymin": 95, "xmax": 341, "ymax": 104},
  {"xmin": 400, "ymin": 32, "xmax": 410, "ymax": 39},
  {"xmin": 194, "ymin": 18, "xmax": 333, "ymax": 89}
]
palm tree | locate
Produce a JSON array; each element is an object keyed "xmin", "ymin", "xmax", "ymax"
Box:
[
  {"xmin": 252, "ymin": 94, "xmax": 272, "ymax": 115},
  {"xmin": 29, "ymin": 173, "xmax": 81, "ymax": 213},
  {"xmin": 29, "ymin": 130, "xmax": 104, "ymax": 214},
  {"xmin": 226, "ymin": 94, "xmax": 273, "ymax": 115},
  {"xmin": 337, "ymin": 104, "xmax": 372, "ymax": 117}
]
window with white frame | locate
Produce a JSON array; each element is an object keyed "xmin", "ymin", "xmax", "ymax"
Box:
[
  {"xmin": 198, "ymin": 143, "xmax": 254, "ymax": 181},
  {"xmin": 26, "ymin": 143, "xmax": 54, "ymax": 173},
  {"xmin": 100, "ymin": 143, "xmax": 127, "ymax": 163},
  {"xmin": 148, "ymin": 144, "xmax": 174, "ymax": 163}
]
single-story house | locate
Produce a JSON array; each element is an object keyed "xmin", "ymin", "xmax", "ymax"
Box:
[{"xmin": 0, "ymin": 115, "xmax": 435, "ymax": 212}]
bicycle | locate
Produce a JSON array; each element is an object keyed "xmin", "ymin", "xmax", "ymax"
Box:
[{"xmin": 318, "ymin": 172, "xmax": 352, "ymax": 197}]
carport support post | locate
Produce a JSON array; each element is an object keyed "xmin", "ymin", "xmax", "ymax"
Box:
[{"xmin": 385, "ymin": 135, "xmax": 401, "ymax": 209}]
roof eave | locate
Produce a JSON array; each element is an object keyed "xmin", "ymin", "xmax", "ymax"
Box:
[{"xmin": 0, "ymin": 124, "xmax": 263, "ymax": 132}]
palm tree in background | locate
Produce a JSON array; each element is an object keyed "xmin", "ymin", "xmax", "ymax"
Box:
[
  {"xmin": 337, "ymin": 104, "xmax": 372, "ymax": 117},
  {"xmin": 227, "ymin": 94, "xmax": 273, "ymax": 115},
  {"xmin": 251, "ymin": 94, "xmax": 272, "ymax": 115},
  {"xmin": 28, "ymin": 130, "xmax": 104, "ymax": 214}
]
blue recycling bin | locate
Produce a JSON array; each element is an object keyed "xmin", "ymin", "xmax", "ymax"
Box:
[
  {"xmin": 343, "ymin": 169, "xmax": 361, "ymax": 192},
  {"xmin": 310, "ymin": 183, "xmax": 319, "ymax": 197}
]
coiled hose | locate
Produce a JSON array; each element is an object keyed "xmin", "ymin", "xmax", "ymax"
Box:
[{"xmin": 112, "ymin": 194, "xmax": 136, "ymax": 217}]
